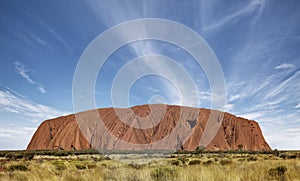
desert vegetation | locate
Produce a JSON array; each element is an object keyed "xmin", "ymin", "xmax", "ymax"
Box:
[{"xmin": 0, "ymin": 149, "xmax": 299, "ymax": 180}]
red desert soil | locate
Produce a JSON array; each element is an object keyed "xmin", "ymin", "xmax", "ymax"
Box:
[{"xmin": 27, "ymin": 104, "xmax": 271, "ymax": 151}]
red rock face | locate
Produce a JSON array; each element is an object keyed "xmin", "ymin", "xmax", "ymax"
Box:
[{"xmin": 27, "ymin": 105, "xmax": 271, "ymax": 151}]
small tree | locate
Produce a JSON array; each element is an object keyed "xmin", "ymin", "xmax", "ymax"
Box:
[
  {"xmin": 238, "ymin": 144, "xmax": 243, "ymax": 156},
  {"xmin": 5, "ymin": 153, "xmax": 15, "ymax": 160},
  {"xmin": 24, "ymin": 152, "xmax": 34, "ymax": 160},
  {"xmin": 273, "ymin": 149, "xmax": 279, "ymax": 157},
  {"xmin": 195, "ymin": 146, "xmax": 206, "ymax": 155}
]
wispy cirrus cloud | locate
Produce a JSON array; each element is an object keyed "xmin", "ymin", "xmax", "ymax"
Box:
[
  {"xmin": 201, "ymin": 0, "xmax": 266, "ymax": 32},
  {"xmin": 0, "ymin": 127, "xmax": 36, "ymax": 139},
  {"xmin": 14, "ymin": 62, "xmax": 35, "ymax": 84},
  {"xmin": 0, "ymin": 89, "xmax": 69, "ymax": 122},
  {"xmin": 30, "ymin": 16, "xmax": 73, "ymax": 53},
  {"xmin": 224, "ymin": 103, "xmax": 234, "ymax": 112},
  {"xmin": 275, "ymin": 63, "xmax": 296, "ymax": 70},
  {"xmin": 228, "ymin": 93, "xmax": 245, "ymax": 102},
  {"xmin": 237, "ymin": 112, "xmax": 265, "ymax": 120},
  {"xmin": 228, "ymin": 68, "xmax": 300, "ymax": 149},
  {"xmin": 14, "ymin": 62, "xmax": 46, "ymax": 94},
  {"xmin": 263, "ymin": 70, "xmax": 300, "ymax": 101}
]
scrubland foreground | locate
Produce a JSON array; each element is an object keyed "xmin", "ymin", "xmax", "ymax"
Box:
[{"xmin": 0, "ymin": 150, "xmax": 299, "ymax": 181}]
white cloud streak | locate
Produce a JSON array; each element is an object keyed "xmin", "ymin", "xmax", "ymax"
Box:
[
  {"xmin": 263, "ymin": 71, "xmax": 300, "ymax": 100},
  {"xmin": 14, "ymin": 62, "xmax": 35, "ymax": 84},
  {"xmin": 14, "ymin": 62, "xmax": 47, "ymax": 94},
  {"xmin": 201, "ymin": 0, "xmax": 266, "ymax": 32},
  {"xmin": 275, "ymin": 63, "xmax": 296, "ymax": 70},
  {"xmin": 0, "ymin": 127, "xmax": 36, "ymax": 139},
  {"xmin": 237, "ymin": 112, "xmax": 265, "ymax": 120},
  {"xmin": 31, "ymin": 16, "xmax": 73, "ymax": 53},
  {"xmin": 224, "ymin": 104, "xmax": 234, "ymax": 111},
  {"xmin": 228, "ymin": 93, "xmax": 245, "ymax": 102},
  {"xmin": 38, "ymin": 86, "xmax": 46, "ymax": 94},
  {"xmin": 0, "ymin": 89, "xmax": 69, "ymax": 121}
]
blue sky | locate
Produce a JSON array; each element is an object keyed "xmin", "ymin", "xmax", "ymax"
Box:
[{"xmin": 0, "ymin": 0, "xmax": 300, "ymax": 150}]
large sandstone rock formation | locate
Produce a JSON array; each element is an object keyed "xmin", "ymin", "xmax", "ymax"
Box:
[{"xmin": 27, "ymin": 104, "xmax": 271, "ymax": 151}]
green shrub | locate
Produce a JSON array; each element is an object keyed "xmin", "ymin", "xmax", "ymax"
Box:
[
  {"xmin": 54, "ymin": 151, "xmax": 68, "ymax": 157},
  {"xmin": 177, "ymin": 157, "xmax": 189, "ymax": 164},
  {"xmin": 4, "ymin": 152, "xmax": 23, "ymax": 160},
  {"xmin": 247, "ymin": 156, "xmax": 257, "ymax": 161},
  {"xmin": 126, "ymin": 174, "xmax": 140, "ymax": 181},
  {"xmin": 15, "ymin": 153, "xmax": 24, "ymax": 159},
  {"xmin": 195, "ymin": 146, "xmax": 206, "ymax": 154},
  {"xmin": 279, "ymin": 153, "xmax": 287, "ymax": 159},
  {"xmin": 8, "ymin": 164, "xmax": 29, "ymax": 171},
  {"xmin": 52, "ymin": 160, "xmax": 67, "ymax": 171},
  {"xmin": 74, "ymin": 149, "xmax": 99, "ymax": 155},
  {"xmin": 237, "ymin": 158, "xmax": 245, "ymax": 162},
  {"xmin": 91, "ymin": 156, "xmax": 101, "ymax": 161},
  {"xmin": 189, "ymin": 159, "xmax": 201, "ymax": 165},
  {"xmin": 203, "ymin": 159, "xmax": 213, "ymax": 165},
  {"xmin": 104, "ymin": 156, "xmax": 111, "ymax": 160},
  {"xmin": 5, "ymin": 153, "xmax": 15, "ymax": 160},
  {"xmin": 278, "ymin": 153, "xmax": 296, "ymax": 159},
  {"xmin": 128, "ymin": 163, "xmax": 145, "ymax": 169},
  {"xmin": 220, "ymin": 159, "xmax": 233, "ymax": 166},
  {"xmin": 268, "ymin": 165, "xmax": 287, "ymax": 179},
  {"xmin": 76, "ymin": 156, "xmax": 88, "ymax": 161},
  {"xmin": 150, "ymin": 166, "xmax": 178, "ymax": 181},
  {"xmin": 75, "ymin": 163, "xmax": 86, "ymax": 170},
  {"xmin": 24, "ymin": 152, "xmax": 34, "ymax": 160},
  {"xmin": 87, "ymin": 163, "xmax": 96, "ymax": 169},
  {"xmin": 0, "ymin": 151, "xmax": 7, "ymax": 157},
  {"xmin": 170, "ymin": 160, "xmax": 180, "ymax": 166},
  {"xmin": 273, "ymin": 149, "xmax": 279, "ymax": 156},
  {"xmin": 287, "ymin": 154, "xmax": 297, "ymax": 159}
]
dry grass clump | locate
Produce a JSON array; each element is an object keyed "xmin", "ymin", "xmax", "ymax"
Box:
[
  {"xmin": 188, "ymin": 159, "xmax": 201, "ymax": 165},
  {"xmin": 8, "ymin": 164, "xmax": 29, "ymax": 172},
  {"xmin": 219, "ymin": 158, "xmax": 233, "ymax": 165},
  {"xmin": 150, "ymin": 166, "xmax": 178, "ymax": 181}
]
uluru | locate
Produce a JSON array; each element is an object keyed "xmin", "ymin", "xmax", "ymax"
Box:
[{"xmin": 27, "ymin": 104, "xmax": 271, "ymax": 151}]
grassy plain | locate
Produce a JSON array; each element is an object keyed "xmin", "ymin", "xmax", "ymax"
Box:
[{"xmin": 0, "ymin": 150, "xmax": 299, "ymax": 181}]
